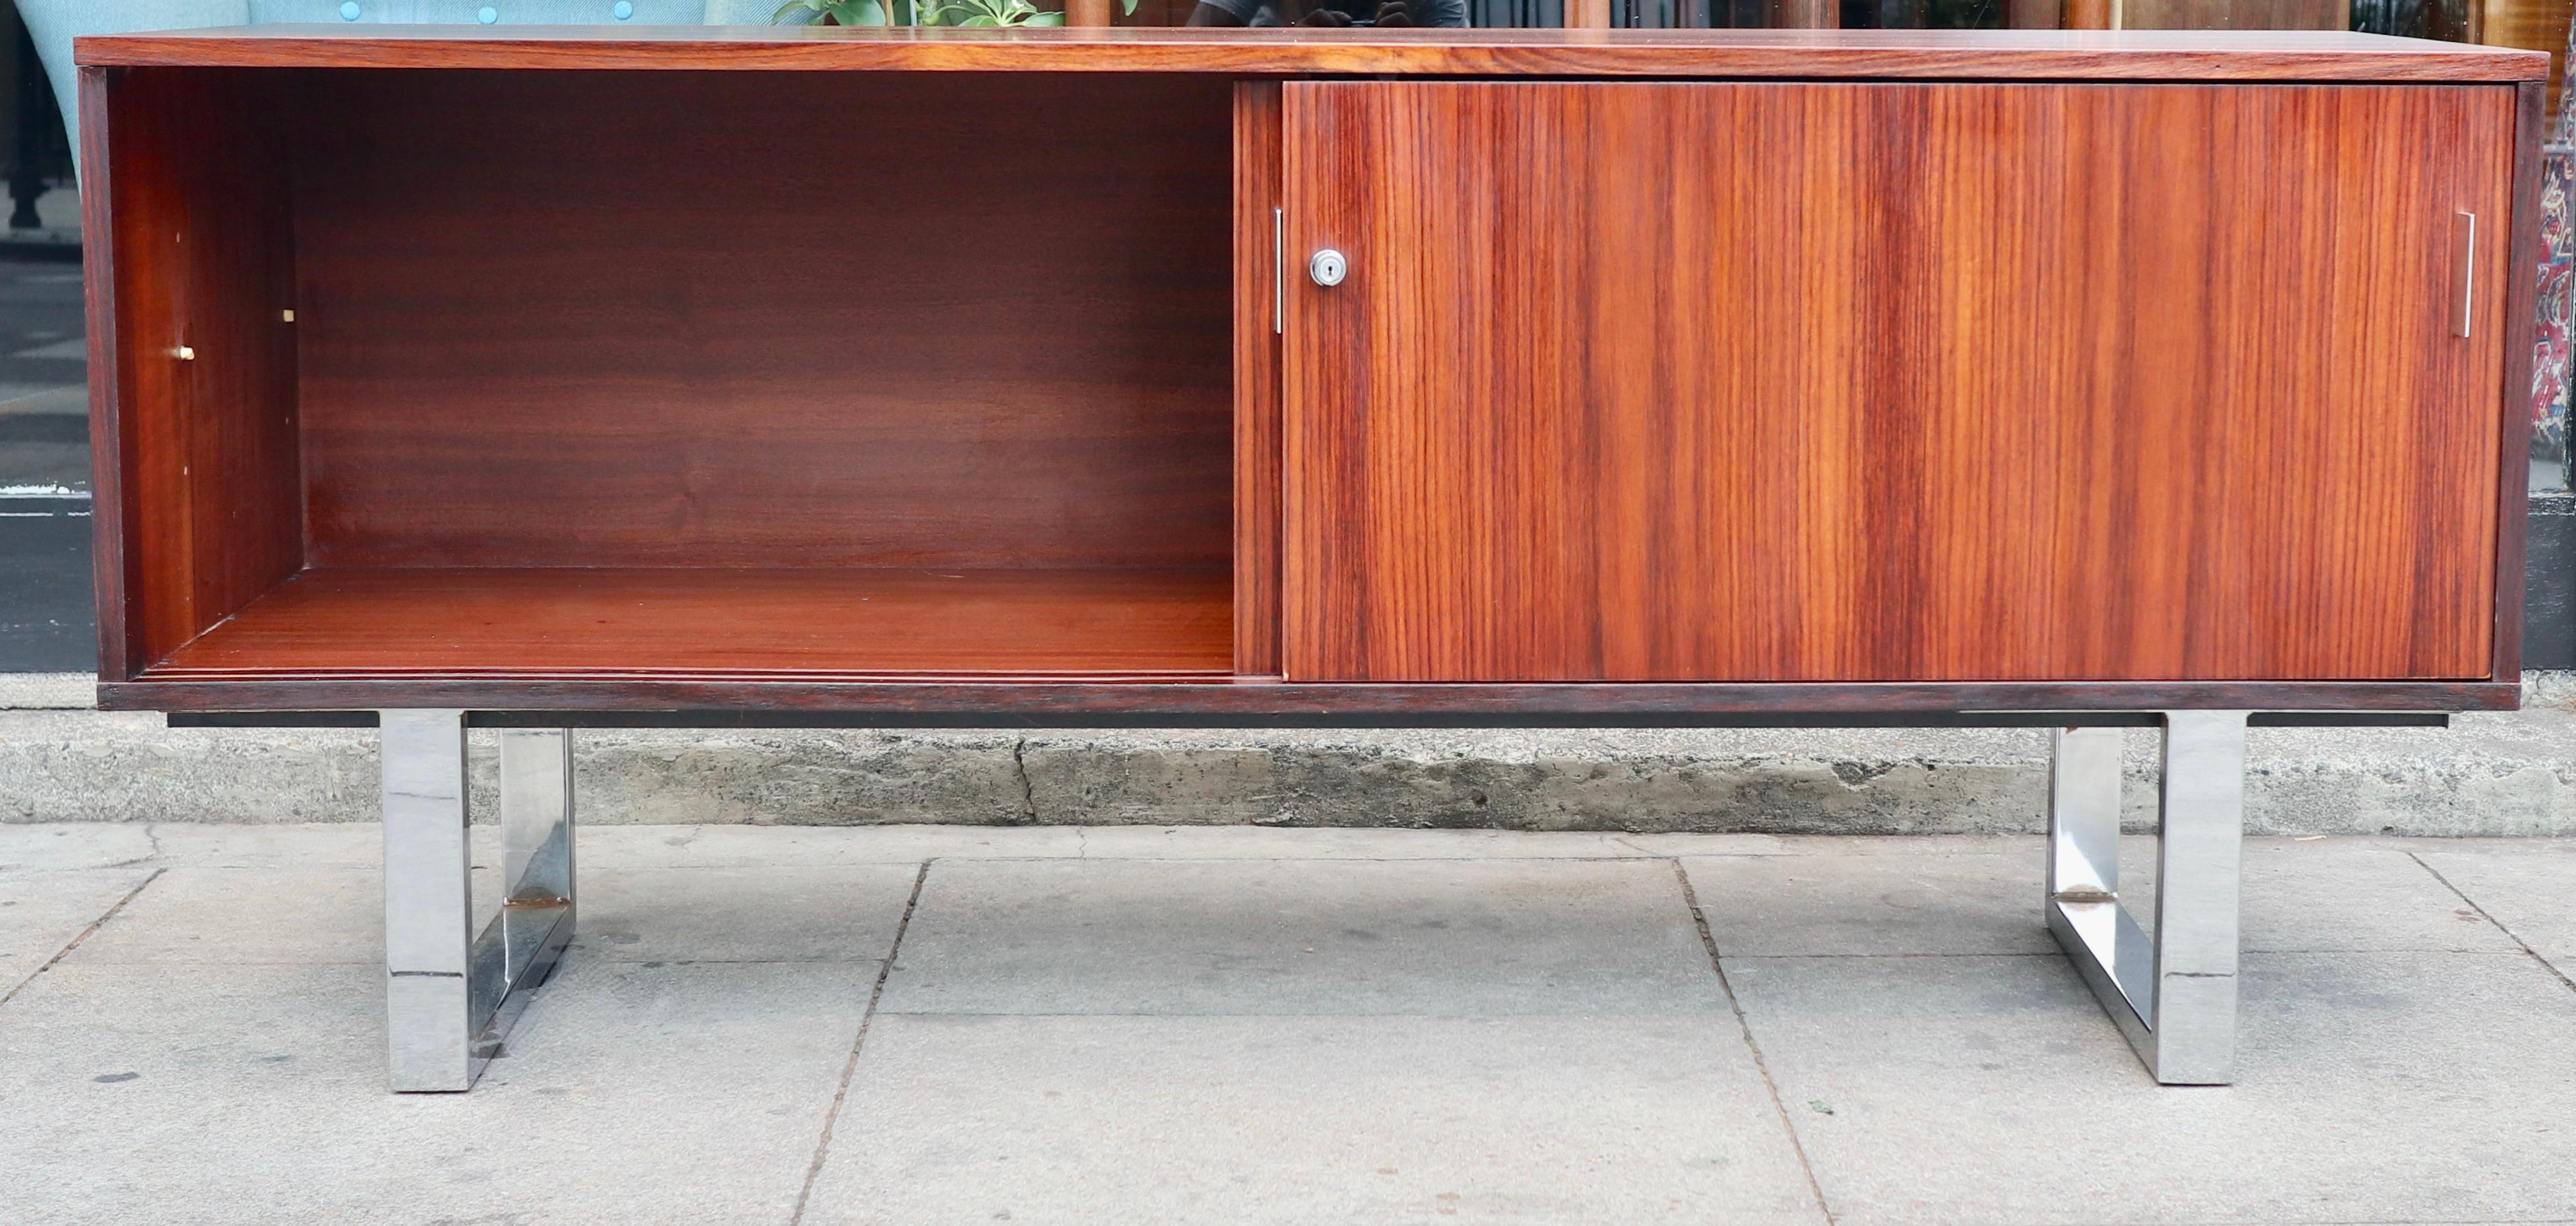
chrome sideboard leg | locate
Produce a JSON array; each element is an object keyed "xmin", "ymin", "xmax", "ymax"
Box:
[
  {"xmin": 2045, "ymin": 711, "xmax": 2247, "ymax": 1085},
  {"xmin": 381, "ymin": 713, "xmax": 578, "ymax": 1093}
]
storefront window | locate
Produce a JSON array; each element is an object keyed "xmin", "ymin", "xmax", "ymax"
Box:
[{"xmin": 1105, "ymin": 0, "xmax": 2500, "ymax": 27}]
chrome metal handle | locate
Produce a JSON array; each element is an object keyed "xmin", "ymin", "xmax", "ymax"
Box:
[
  {"xmin": 1308, "ymin": 248, "xmax": 1347, "ymax": 288},
  {"xmin": 1273, "ymin": 207, "xmax": 1284, "ymax": 335},
  {"xmin": 2453, "ymin": 210, "xmax": 2476, "ymax": 339}
]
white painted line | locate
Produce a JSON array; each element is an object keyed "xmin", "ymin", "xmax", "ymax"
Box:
[
  {"xmin": 0, "ymin": 484, "xmax": 88, "ymax": 499},
  {"xmin": 9, "ymin": 338, "xmax": 86, "ymax": 360}
]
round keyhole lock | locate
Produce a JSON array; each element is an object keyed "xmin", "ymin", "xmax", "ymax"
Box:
[{"xmin": 1308, "ymin": 249, "xmax": 1348, "ymax": 288}]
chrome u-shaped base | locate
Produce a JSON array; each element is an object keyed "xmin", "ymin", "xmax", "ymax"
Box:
[
  {"xmin": 381, "ymin": 712, "xmax": 577, "ymax": 1093},
  {"xmin": 373, "ymin": 707, "xmax": 2243, "ymax": 1089},
  {"xmin": 2045, "ymin": 713, "xmax": 2247, "ymax": 1085}
]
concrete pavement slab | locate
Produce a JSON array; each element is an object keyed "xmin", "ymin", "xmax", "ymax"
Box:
[
  {"xmin": 1724, "ymin": 950, "xmax": 2576, "ymax": 1225},
  {"xmin": 883, "ymin": 857, "xmax": 1727, "ymax": 1016},
  {"xmin": 1, "ymin": 868, "xmax": 149, "ymax": 994},
  {"xmin": 71, "ymin": 865, "xmax": 501, "ymax": 965},
  {"xmin": 71, "ymin": 861, "xmax": 919, "ymax": 967},
  {"xmin": 1685, "ymin": 849, "xmax": 2058, "ymax": 956},
  {"xmin": 0, "ymin": 711, "xmax": 378, "ymax": 823},
  {"xmin": 1062, "ymin": 824, "xmax": 1788, "ymax": 859},
  {"xmin": 2117, "ymin": 838, "xmax": 2529, "ymax": 953},
  {"xmin": 0, "ymin": 958, "xmax": 872, "ymax": 1226},
  {"xmin": 149, "ymin": 822, "xmax": 1055, "ymax": 870},
  {"xmin": 1684, "ymin": 837, "xmax": 2521, "ymax": 957},
  {"xmin": 15, "ymin": 701, "xmax": 2576, "ymax": 835},
  {"xmin": 802, "ymin": 1012, "xmax": 1824, "ymax": 1226},
  {"xmin": 136, "ymin": 823, "xmax": 1782, "ymax": 870},
  {"xmin": 1015, "ymin": 723, "xmax": 2047, "ymax": 833},
  {"xmin": 7, "ymin": 825, "xmax": 2575, "ymax": 1226},
  {"xmin": 2414, "ymin": 841, "xmax": 2576, "ymax": 969},
  {"xmin": 142, "ymin": 821, "xmax": 388, "ymax": 867},
  {"xmin": 581, "ymin": 820, "xmax": 1083, "ymax": 866},
  {"xmin": 571, "ymin": 864, "xmax": 921, "ymax": 963},
  {"xmin": 603, "ymin": 823, "xmax": 1787, "ymax": 864},
  {"xmin": 0, "ymin": 822, "xmax": 152, "ymax": 870},
  {"xmin": 1654, "ymin": 833, "xmax": 1944, "ymax": 856},
  {"xmin": 0, "ymin": 670, "xmax": 90, "ymax": 709}
]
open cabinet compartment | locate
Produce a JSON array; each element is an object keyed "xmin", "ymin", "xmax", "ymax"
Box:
[{"xmin": 95, "ymin": 67, "xmax": 1239, "ymax": 682}]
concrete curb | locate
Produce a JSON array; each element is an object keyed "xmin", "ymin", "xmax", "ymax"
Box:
[{"xmin": 3, "ymin": 674, "xmax": 2571, "ymax": 835}]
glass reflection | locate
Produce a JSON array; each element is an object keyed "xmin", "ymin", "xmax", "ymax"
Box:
[
  {"xmin": 1142, "ymin": 0, "xmax": 2509, "ymax": 30},
  {"xmin": 1185, "ymin": 0, "xmax": 1472, "ymax": 26}
]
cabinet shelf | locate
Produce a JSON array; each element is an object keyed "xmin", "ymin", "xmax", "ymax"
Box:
[{"xmin": 146, "ymin": 567, "xmax": 1234, "ymax": 680}]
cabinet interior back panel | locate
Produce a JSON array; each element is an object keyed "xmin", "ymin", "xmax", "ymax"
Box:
[
  {"xmin": 291, "ymin": 70, "xmax": 1235, "ymax": 572},
  {"xmin": 1281, "ymin": 81, "xmax": 2512, "ymax": 682}
]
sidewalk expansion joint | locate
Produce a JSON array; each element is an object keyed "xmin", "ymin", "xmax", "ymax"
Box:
[
  {"xmin": 1670, "ymin": 858, "xmax": 1838, "ymax": 1226},
  {"xmin": 791, "ymin": 858, "xmax": 934, "ymax": 1226},
  {"xmin": 2408, "ymin": 851, "xmax": 2576, "ymax": 998},
  {"xmin": 0, "ymin": 866, "xmax": 165, "ymax": 1010}
]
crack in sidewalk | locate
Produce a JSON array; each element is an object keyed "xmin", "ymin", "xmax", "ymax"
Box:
[
  {"xmin": 0, "ymin": 866, "xmax": 166, "ymax": 1010},
  {"xmin": 1010, "ymin": 736, "xmax": 1039, "ymax": 825}
]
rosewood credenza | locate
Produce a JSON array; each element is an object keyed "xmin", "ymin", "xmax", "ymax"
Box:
[{"xmin": 75, "ymin": 26, "xmax": 2546, "ymax": 1089}]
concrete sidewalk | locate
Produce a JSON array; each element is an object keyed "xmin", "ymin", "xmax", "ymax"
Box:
[
  {"xmin": 3, "ymin": 824, "xmax": 2573, "ymax": 1225},
  {"xmin": 7, "ymin": 672, "xmax": 2576, "ymax": 835}
]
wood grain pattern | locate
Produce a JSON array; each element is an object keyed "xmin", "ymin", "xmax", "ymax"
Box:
[
  {"xmin": 292, "ymin": 70, "xmax": 1233, "ymax": 571},
  {"xmin": 100, "ymin": 674, "xmax": 2524, "ymax": 717},
  {"xmin": 98, "ymin": 68, "xmax": 192, "ymax": 671},
  {"xmin": 81, "ymin": 48, "xmax": 2532, "ymax": 717},
  {"xmin": 2494, "ymin": 79, "xmax": 2546, "ymax": 680},
  {"xmin": 75, "ymin": 28, "xmax": 2551, "ymax": 83},
  {"xmin": 78, "ymin": 68, "xmax": 129, "ymax": 680},
  {"xmin": 1235, "ymin": 81, "xmax": 1285, "ymax": 676},
  {"xmin": 90, "ymin": 67, "xmax": 303, "ymax": 676},
  {"xmin": 1283, "ymin": 81, "xmax": 2514, "ymax": 684},
  {"xmin": 147, "ymin": 567, "xmax": 1233, "ymax": 676}
]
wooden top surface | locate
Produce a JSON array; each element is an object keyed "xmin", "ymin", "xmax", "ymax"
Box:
[{"xmin": 77, "ymin": 26, "xmax": 2548, "ymax": 81}]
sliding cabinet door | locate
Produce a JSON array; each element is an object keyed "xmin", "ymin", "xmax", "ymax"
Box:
[{"xmin": 1280, "ymin": 81, "xmax": 2513, "ymax": 682}]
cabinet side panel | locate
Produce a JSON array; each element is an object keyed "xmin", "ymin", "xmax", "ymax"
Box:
[
  {"xmin": 1236, "ymin": 79, "xmax": 1284, "ymax": 676},
  {"xmin": 97, "ymin": 69, "xmax": 193, "ymax": 670},
  {"xmin": 79, "ymin": 69, "xmax": 133, "ymax": 680},
  {"xmin": 2492, "ymin": 79, "xmax": 2542, "ymax": 682},
  {"xmin": 1283, "ymin": 81, "xmax": 2508, "ymax": 682},
  {"xmin": 93, "ymin": 69, "xmax": 304, "ymax": 671},
  {"xmin": 182, "ymin": 72, "xmax": 304, "ymax": 649}
]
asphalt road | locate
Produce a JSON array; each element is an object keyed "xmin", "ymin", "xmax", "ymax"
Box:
[{"xmin": 0, "ymin": 251, "xmax": 93, "ymax": 672}]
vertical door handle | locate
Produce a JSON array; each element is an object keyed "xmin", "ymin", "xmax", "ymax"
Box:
[
  {"xmin": 2453, "ymin": 210, "xmax": 2476, "ymax": 339},
  {"xmin": 1273, "ymin": 207, "xmax": 1284, "ymax": 336}
]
